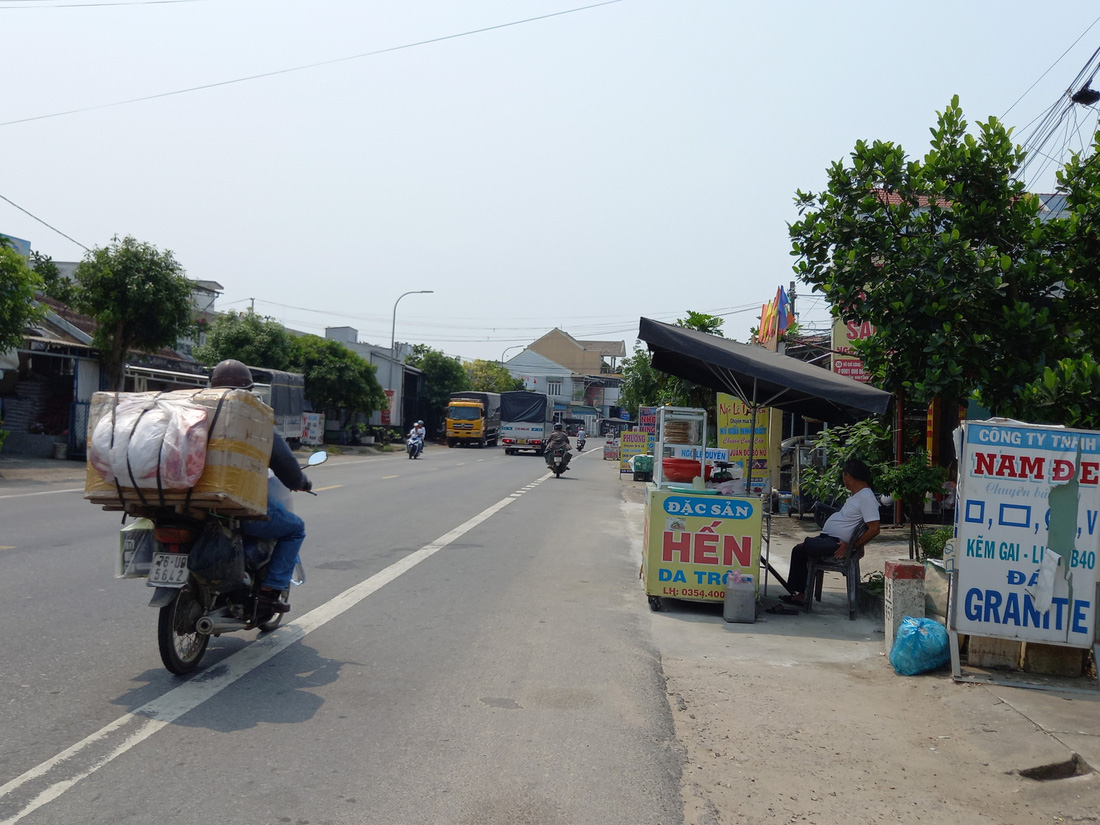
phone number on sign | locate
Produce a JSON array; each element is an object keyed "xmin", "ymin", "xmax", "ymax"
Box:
[{"xmin": 660, "ymin": 587, "xmax": 725, "ymax": 599}]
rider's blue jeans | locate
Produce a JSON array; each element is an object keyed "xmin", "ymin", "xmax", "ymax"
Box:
[{"xmin": 240, "ymin": 496, "xmax": 306, "ymax": 591}]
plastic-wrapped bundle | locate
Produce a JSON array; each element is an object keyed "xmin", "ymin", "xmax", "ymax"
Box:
[{"xmin": 88, "ymin": 395, "xmax": 209, "ymax": 489}]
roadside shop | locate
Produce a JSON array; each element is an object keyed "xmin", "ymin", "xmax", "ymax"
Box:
[{"xmin": 634, "ymin": 319, "xmax": 892, "ymax": 613}]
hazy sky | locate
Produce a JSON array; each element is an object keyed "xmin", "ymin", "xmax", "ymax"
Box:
[{"xmin": 4, "ymin": 0, "xmax": 1100, "ymax": 362}]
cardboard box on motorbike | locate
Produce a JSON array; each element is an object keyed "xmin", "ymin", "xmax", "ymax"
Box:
[{"xmin": 84, "ymin": 388, "xmax": 275, "ymax": 518}]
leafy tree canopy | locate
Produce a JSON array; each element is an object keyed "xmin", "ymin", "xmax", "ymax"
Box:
[
  {"xmin": 0, "ymin": 238, "xmax": 45, "ymax": 353},
  {"xmin": 464, "ymin": 359, "xmax": 523, "ymax": 393},
  {"xmin": 790, "ymin": 96, "xmax": 1083, "ymax": 419},
  {"xmin": 414, "ymin": 348, "xmax": 469, "ymax": 418},
  {"xmin": 289, "ymin": 335, "xmax": 385, "ymax": 417},
  {"xmin": 73, "ymin": 235, "xmax": 194, "ymax": 390},
  {"xmin": 194, "ymin": 310, "xmax": 294, "ymax": 371},
  {"xmin": 30, "ymin": 251, "xmax": 75, "ymax": 305},
  {"xmin": 619, "ymin": 311, "xmax": 725, "ymax": 422}
]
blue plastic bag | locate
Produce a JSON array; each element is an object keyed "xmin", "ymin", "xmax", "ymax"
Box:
[{"xmin": 889, "ymin": 616, "xmax": 950, "ymax": 675}]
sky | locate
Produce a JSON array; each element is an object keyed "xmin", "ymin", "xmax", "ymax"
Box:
[{"xmin": 4, "ymin": 0, "xmax": 1100, "ymax": 363}]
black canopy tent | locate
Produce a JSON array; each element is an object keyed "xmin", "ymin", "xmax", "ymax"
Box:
[
  {"xmin": 637, "ymin": 317, "xmax": 891, "ymax": 424},
  {"xmin": 638, "ymin": 318, "xmax": 893, "ymax": 595}
]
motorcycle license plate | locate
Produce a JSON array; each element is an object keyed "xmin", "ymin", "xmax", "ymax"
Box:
[
  {"xmin": 554, "ymin": 456, "xmax": 562, "ymax": 464},
  {"xmin": 147, "ymin": 552, "xmax": 188, "ymax": 587}
]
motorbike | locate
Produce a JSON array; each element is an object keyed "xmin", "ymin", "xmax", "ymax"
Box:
[
  {"xmin": 576, "ymin": 436, "xmax": 586, "ymax": 452},
  {"xmin": 547, "ymin": 446, "xmax": 570, "ymax": 478},
  {"xmin": 406, "ymin": 432, "xmax": 423, "ymax": 459},
  {"xmin": 148, "ymin": 451, "xmax": 327, "ymax": 675}
]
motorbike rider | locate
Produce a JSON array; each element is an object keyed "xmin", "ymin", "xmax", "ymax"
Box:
[
  {"xmin": 210, "ymin": 359, "xmax": 312, "ymax": 613},
  {"xmin": 576, "ymin": 426, "xmax": 587, "ymax": 450},
  {"xmin": 544, "ymin": 422, "xmax": 572, "ymax": 469},
  {"xmin": 407, "ymin": 421, "xmax": 425, "ymax": 457}
]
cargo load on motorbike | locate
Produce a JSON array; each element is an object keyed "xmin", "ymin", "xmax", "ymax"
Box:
[{"xmin": 84, "ymin": 387, "xmax": 275, "ymax": 518}]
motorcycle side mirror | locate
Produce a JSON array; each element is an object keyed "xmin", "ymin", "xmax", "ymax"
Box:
[{"xmin": 306, "ymin": 451, "xmax": 328, "ymax": 466}]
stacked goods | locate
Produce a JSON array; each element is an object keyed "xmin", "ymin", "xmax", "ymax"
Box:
[
  {"xmin": 662, "ymin": 420, "xmax": 696, "ymax": 444},
  {"xmin": 85, "ymin": 388, "xmax": 274, "ymax": 517}
]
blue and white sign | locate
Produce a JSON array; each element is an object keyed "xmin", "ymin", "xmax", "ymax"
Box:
[
  {"xmin": 670, "ymin": 446, "xmax": 730, "ymax": 463},
  {"xmin": 953, "ymin": 419, "xmax": 1099, "ymax": 647}
]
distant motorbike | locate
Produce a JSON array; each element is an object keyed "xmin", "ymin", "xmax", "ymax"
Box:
[
  {"xmin": 145, "ymin": 451, "xmax": 327, "ymax": 675},
  {"xmin": 576, "ymin": 436, "xmax": 586, "ymax": 452},
  {"xmin": 547, "ymin": 446, "xmax": 570, "ymax": 478},
  {"xmin": 407, "ymin": 433, "xmax": 423, "ymax": 459}
]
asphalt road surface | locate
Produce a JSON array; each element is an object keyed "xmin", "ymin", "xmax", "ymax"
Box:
[{"xmin": 0, "ymin": 444, "xmax": 681, "ymax": 825}]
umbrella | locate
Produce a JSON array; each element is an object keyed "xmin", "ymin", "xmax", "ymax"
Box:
[{"xmin": 637, "ymin": 317, "xmax": 891, "ymax": 422}]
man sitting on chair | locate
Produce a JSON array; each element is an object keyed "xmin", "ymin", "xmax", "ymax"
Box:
[{"xmin": 783, "ymin": 458, "xmax": 880, "ymax": 606}]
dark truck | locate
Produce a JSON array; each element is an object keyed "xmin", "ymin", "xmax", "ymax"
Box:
[
  {"xmin": 500, "ymin": 391, "xmax": 554, "ymax": 455},
  {"xmin": 445, "ymin": 391, "xmax": 501, "ymax": 447},
  {"xmin": 248, "ymin": 367, "xmax": 307, "ymax": 448}
]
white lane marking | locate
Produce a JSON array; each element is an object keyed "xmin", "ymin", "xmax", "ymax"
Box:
[
  {"xmin": 0, "ymin": 488, "xmax": 528, "ymax": 824},
  {"xmin": 0, "ymin": 488, "xmax": 83, "ymax": 500}
]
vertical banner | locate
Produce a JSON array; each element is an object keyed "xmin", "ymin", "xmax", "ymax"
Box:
[
  {"xmin": 381, "ymin": 390, "xmax": 395, "ymax": 426},
  {"xmin": 831, "ymin": 317, "xmax": 875, "ymax": 383},
  {"xmin": 639, "ymin": 406, "xmax": 658, "ymax": 455},
  {"xmin": 642, "ymin": 491, "xmax": 762, "ymax": 602},
  {"xmin": 716, "ymin": 392, "xmax": 769, "ymax": 494},
  {"xmin": 619, "ymin": 430, "xmax": 650, "ymax": 476},
  {"xmin": 954, "ymin": 420, "xmax": 1099, "ymax": 648}
]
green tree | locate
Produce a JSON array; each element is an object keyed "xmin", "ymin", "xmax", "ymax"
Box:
[
  {"xmin": 30, "ymin": 251, "xmax": 75, "ymax": 305},
  {"xmin": 194, "ymin": 310, "xmax": 294, "ymax": 370},
  {"xmin": 464, "ymin": 359, "xmax": 523, "ymax": 393},
  {"xmin": 417, "ymin": 348, "xmax": 469, "ymax": 420},
  {"xmin": 790, "ymin": 96, "xmax": 1069, "ymax": 416},
  {"xmin": 73, "ymin": 235, "xmax": 194, "ymax": 390},
  {"xmin": 620, "ymin": 311, "xmax": 726, "ymax": 430},
  {"xmin": 0, "ymin": 238, "xmax": 45, "ymax": 353},
  {"xmin": 619, "ymin": 345, "xmax": 663, "ymax": 419},
  {"xmin": 289, "ymin": 335, "xmax": 385, "ymax": 419}
]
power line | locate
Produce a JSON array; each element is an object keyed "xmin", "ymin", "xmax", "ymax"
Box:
[
  {"xmin": 0, "ymin": 192, "xmax": 89, "ymax": 251},
  {"xmin": 1002, "ymin": 12, "xmax": 1100, "ymax": 119},
  {"xmin": 0, "ymin": 0, "xmax": 623, "ymax": 127}
]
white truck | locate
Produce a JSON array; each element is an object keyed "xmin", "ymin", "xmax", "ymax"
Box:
[{"xmin": 500, "ymin": 391, "xmax": 555, "ymax": 456}]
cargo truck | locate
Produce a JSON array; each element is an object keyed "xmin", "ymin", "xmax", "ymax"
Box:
[
  {"xmin": 247, "ymin": 367, "xmax": 307, "ymax": 448},
  {"xmin": 500, "ymin": 391, "xmax": 554, "ymax": 455},
  {"xmin": 445, "ymin": 391, "xmax": 501, "ymax": 447}
]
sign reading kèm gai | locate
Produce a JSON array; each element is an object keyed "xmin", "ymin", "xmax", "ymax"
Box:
[{"xmin": 953, "ymin": 420, "xmax": 1099, "ymax": 648}]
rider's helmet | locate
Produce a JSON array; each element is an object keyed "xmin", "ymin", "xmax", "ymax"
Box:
[
  {"xmin": 210, "ymin": 359, "xmax": 254, "ymax": 389},
  {"xmin": 417, "ymin": 420, "xmax": 424, "ymax": 425},
  {"xmin": 554, "ymin": 422, "xmax": 563, "ymax": 431}
]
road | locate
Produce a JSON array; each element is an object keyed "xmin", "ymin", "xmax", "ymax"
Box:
[{"xmin": 0, "ymin": 444, "xmax": 681, "ymax": 825}]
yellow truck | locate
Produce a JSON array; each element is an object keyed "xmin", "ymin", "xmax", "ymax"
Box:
[{"xmin": 445, "ymin": 392, "xmax": 501, "ymax": 447}]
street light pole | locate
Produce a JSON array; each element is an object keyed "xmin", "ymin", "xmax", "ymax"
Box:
[
  {"xmin": 500, "ymin": 344, "xmax": 523, "ymax": 365},
  {"xmin": 390, "ymin": 290, "xmax": 434, "ymax": 427}
]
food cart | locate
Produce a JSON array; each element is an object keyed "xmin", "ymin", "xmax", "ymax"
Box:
[{"xmin": 640, "ymin": 406, "xmax": 763, "ymax": 611}]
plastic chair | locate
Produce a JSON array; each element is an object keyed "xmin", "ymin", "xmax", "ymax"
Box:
[{"xmin": 802, "ymin": 521, "xmax": 868, "ymax": 620}]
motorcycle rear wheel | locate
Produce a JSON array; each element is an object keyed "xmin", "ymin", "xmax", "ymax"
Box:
[
  {"xmin": 258, "ymin": 610, "xmax": 283, "ymax": 633},
  {"xmin": 158, "ymin": 585, "xmax": 209, "ymax": 675},
  {"xmin": 257, "ymin": 588, "xmax": 288, "ymax": 632}
]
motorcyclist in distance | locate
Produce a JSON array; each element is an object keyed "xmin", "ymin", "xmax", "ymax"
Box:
[
  {"xmin": 544, "ymin": 422, "xmax": 572, "ymax": 469},
  {"xmin": 407, "ymin": 421, "xmax": 425, "ymax": 457},
  {"xmin": 210, "ymin": 359, "xmax": 312, "ymax": 614}
]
